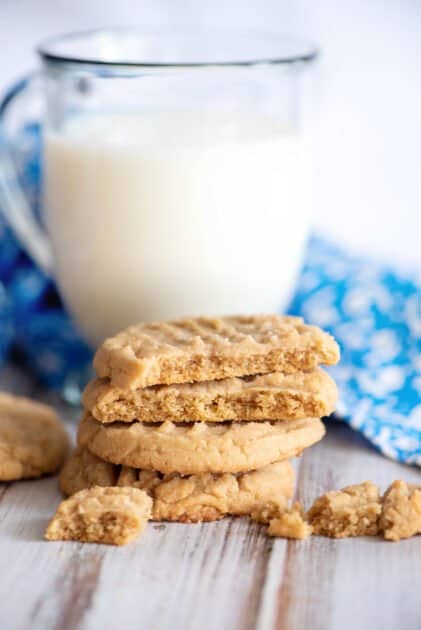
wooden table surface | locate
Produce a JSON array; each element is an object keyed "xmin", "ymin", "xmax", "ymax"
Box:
[{"xmin": 0, "ymin": 363, "xmax": 420, "ymax": 630}]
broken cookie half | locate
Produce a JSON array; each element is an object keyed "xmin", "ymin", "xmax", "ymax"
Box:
[
  {"xmin": 307, "ymin": 481, "xmax": 382, "ymax": 538},
  {"xmin": 380, "ymin": 480, "xmax": 421, "ymax": 542},
  {"xmin": 45, "ymin": 486, "xmax": 152, "ymax": 546}
]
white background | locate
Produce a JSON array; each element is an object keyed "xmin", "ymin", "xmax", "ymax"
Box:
[{"xmin": 1, "ymin": 0, "xmax": 420, "ymax": 269}]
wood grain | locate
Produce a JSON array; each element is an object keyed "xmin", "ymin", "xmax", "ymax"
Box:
[{"xmin": 0, "ymin": 366, "xmax": 420, "ymax": 630}]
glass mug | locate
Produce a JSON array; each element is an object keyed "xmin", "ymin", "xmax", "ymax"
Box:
[{"xmin": 0, "ymin": 28, "xmax": 317, "ymax": 347}]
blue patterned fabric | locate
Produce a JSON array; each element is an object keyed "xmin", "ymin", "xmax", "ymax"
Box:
[
  {"xmin": 0, "ymin": 123, "xmax": 93, "ymax": 396},
  {"xmin": 0, "ymin": 279, "xmax": 13, "ymax": 364},
  {"xmin": 290, "ymin": 237, "xmax": 421, "ymax": 467},
  {"xmin": 0, "ymin": 123, "xmax": 420, "ymax": 465},
  {"xmin": 0, "ymin": 216, "xmax": 92, "ymax": 394}
]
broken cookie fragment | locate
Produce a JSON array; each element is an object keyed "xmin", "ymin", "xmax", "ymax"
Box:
[
  {"xmin": 45, "ymin": 486, "xmax": 152, "ymax": 546},
  {"xmin": 380, "ymin": 480, "xmax": 421, "ymax": 542},
  {"xmin": 93, "ymin": 314, "xmax": 340, "ymax": 390},
  {"xmin": 268, "ymin": 502, "xmax": 313, "ymax": 539},
  {"xmin": 83, "ymin": 368, "xmax": 338, "ymax": 424},
  {"xmin": 307, "ymin": 481, "xmax": 381, "ymax": 538}
]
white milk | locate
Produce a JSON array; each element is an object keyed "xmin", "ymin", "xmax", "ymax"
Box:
[{"xmin": 44, "ymin": 111, "xmax": 312, "ymax": 345}]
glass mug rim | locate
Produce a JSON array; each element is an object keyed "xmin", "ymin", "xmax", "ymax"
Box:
[{"xmin": 37, "ymin": 26, "xmax": 318, "ymax": 70}]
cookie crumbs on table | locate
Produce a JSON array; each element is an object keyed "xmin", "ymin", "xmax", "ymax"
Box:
[
  {"xmin": 45, "ymin": 486, "xmax": 152, "ymax": 546},
  {"xmin": 266, "ymin": 480, "xmax": 421, "ymax": 542},
  {"xmin": 307, "ymin": 481, "xmax": 382, "ymax": 538}
]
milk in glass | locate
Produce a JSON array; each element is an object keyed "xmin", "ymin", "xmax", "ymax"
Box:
[{"xmin": 44, "ymin": 111, "xmax": 311, "ymax": 345}]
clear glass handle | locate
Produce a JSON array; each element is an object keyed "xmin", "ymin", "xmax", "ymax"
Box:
[{"xmin": 0, "ymin": 75, "xmax": 53, "ymax": 275}]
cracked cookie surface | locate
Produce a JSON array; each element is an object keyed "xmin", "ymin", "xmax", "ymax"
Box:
[{"xmin": 93, "ymin": 315, "xmax": 340, "ymax": 390}]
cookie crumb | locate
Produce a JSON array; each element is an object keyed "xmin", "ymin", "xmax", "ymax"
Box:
[
  {"xmin": 380, "ymin": 480, "xmax": 421, "ymax": 541},
  {"xmin": 268, "ymin": 502, "xmax": 313, "ymax": 539},
  {"xmin": 45, "ymin": 486, "xmax": 152, "ymax": 546},
  {"xmin": 307, "ymin": 481, "xmax": 381, "ymax": 538}
]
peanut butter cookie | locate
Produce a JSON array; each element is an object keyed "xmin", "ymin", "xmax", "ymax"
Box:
[
  {"xmin": 78, "ymin": 414, "xmax": 325, "ymax": 474},
  {"xmin": 83, "ymin": 369, "xmax": 337, "ymax": 424},
  {"xmin": 0, "ymin": 392, "xmax": 69, "ymax": 481},
  {"xmin": 93, "ymin": 315, "xmax": 340, "ymax": 390}
]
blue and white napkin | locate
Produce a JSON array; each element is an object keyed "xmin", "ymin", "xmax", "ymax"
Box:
[{"xmin": 290, "ymin": 236, "xmax": 421, "ymax": 466}]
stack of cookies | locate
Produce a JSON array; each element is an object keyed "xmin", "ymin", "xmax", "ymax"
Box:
[{"xmin": 61, "ymin": 315, "xmax": 340, "ymax": 523}]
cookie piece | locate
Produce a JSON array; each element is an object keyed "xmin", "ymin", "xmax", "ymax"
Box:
[
  {"xmin": 45, "ymin": 486, "xmax": 152, "ymax": 545},
  {"xmin": 267, "ymin": 502, "xmax": 313, "ymax": 539},
  {"xmin": 380, "ymin": 480, "xmax": 421, "ymax": 541},
  {"xmin": 83, "ymin": 368, "xmax": 338, "ymax": 424},
  {"xmin": 60, "ymin": 448, "xmax": 295, "ymax": 523},
  {"xmin": 93, "ymin": 315, "xmax": 340, "ymax": 390},
  {"xmin": 78, "ymin": 414, "xmax": 325, "ymax": 474},
  {"xmin": 307, "ymin": 481, "xmax": 381, "ymax": 538},
  {"xmin": 0, "ymin": 392, "xmax": 69, "ymax": 481}
]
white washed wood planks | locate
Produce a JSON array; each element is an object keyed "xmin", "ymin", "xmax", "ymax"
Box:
[
  {"xmin": 0, "ymin": 365, "xmax": 420, "ymax": 630},
  {"xmin": 260, "ymin": 423, "xmax": 421, "ymax": 630},
  {"xmin": 0, "ymin": 476, "xmax": 274, "ymax": 630}
]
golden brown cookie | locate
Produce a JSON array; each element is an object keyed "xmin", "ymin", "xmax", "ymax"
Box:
[
  {"xmin": 307, "ymin": 481, "xmax": 382, "ymax": 538},
  {"xmin": 93, "ymin": 315, "xmax": 340, "ymax": 390},
  {"xmin": 78, "ymin": 414, "xmax": 325, "ymax": 474},
  {"xmin": 45, "ymin": 486, "xmax": 152, "ymax": 545},
  {"xmin": 83, "ymin": 368, "xmax": 337, "ymax": 424},
  {"xmin": 60, "ymin": 447, "xmax": 295, "ymax": 523},
  {"xmin": 0, "ymin": 392, "xmax": 69, "ymax": 481},
  {"xmin": 380, "ymin": 480, "xmax": 421, "ymax": 541}
]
